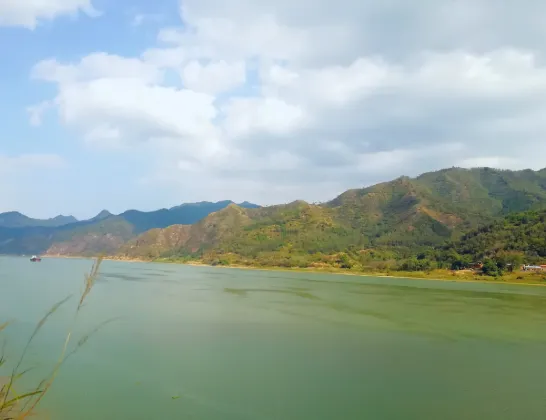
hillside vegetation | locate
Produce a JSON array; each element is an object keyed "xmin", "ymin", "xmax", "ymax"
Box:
[
  {"xmin": 3, "ymin": 167, "xmax": 546, "ymax": 270},
  {"xmin": 123, "ymin": 208, "xmax": 546, "ymax": 279},
  {"xmin": 116, "ymin": 167, "xmax": 546, "ymax": 276},
  {"xmin": 443, "ymin": 210, "xmax": 546, "ymax": 266}
]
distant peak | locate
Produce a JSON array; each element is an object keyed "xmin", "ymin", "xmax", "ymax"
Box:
[
  {"xmin": 1, "ymin": 211, "xmax": 24, "ymax": 216},
  {"xmin": 215, "ymin": 200, "xmax": 235, "ymax": 206},
  {"xmin": 170, "ymin": 200, "xmax": 228, "ymax": 210},
  {"xmin": 51, "ymin": 214, "xmax": 77, "ymax": 221},
  {"xmin": 238, "ymin": 201, "xmax": 260, "ymax": 208},
  {"xmin": 93, "ymin": 210, "xmax": 113, "ymax": 220},
  {"xmin": 286, "ymin": 200, "xmax": 309, "ymax": 207},
  {"xmin": 170, "ymin": 200, "xmax": 261, "ymax": 210}
]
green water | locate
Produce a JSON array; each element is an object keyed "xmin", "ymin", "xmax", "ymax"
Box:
[{"xmin": 2, "ymin": 257, "xmax": 546, "ymax": 419}]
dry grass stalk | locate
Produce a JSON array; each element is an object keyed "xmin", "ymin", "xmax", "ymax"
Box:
[{"xmin": 0, "ymin": 257, "xmax": 106, "ymax": 420}]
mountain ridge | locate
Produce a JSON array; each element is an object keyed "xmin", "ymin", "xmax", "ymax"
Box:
[
  {"xmin": 0, "ymin": 211, "xmax": 78, "ymax": 228},
  {"xmin": 3, "ymin": 166, "xmax": 546, "ymax": 261},
  {"xmin": 116, "ymin": 167, "xmax": 546, "ymax": 265},
  {"xmin": 0, "ymin": 200, "xmax": 259, "ymax": 256}
]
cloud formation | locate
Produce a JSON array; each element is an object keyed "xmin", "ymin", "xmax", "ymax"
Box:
[
  {"xmin": 0, "ymin": 0, "xmax": 99, "ymax": 28},
  {"xmin": 30, "ymin": 0, "xmax": 546, "ymax": 205}
]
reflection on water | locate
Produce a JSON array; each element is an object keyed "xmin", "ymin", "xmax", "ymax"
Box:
[{"xmin": 1, "ymin": 256, "xmax": 546, "ymax": 420}]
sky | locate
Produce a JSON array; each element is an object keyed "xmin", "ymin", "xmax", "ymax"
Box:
[{"xmin": 1, "ymin": 0, "xmax": 546, "ymax": 219}]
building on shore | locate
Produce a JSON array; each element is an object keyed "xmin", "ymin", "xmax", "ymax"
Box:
[{"xmin": 522, "ymin": 265, "xmax": 546, "ymax": 272}]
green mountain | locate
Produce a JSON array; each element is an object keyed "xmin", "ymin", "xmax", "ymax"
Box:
[
  {"xmin": 325, "ymin": 167, "xmax": 546, "ymax": 246},
  {"xmin": 0, "ymin": 201, "xmax": 259, "ymax": 256},
  {"xmin": 118, "ymin": 167, "xmax": 546, "ymax": 266},
  {"xmin": 4, "ymin": 166, "xmax": 546, "ymax": 261},
  {"xmin": 0, "ymin": 211, "xmax": 78, "ymax": 228}
]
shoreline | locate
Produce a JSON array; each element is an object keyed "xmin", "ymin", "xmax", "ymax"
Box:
[
  {"xmin": 186, "ymin": 262, "xmax": 546, "ymax": 287},
  {"xmin": 40, "ymin": 254, "xmax": 546, "ymax": 287}
]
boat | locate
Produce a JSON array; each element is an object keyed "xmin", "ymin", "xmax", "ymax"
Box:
[{"xmin": 30, "ymin": 255, "xmax": 42, "ymax": 262}]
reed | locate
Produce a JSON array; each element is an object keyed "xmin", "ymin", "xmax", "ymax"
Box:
[{"xmin": 0, "ymin": 257, "xmax": 107, "ymax": 419}]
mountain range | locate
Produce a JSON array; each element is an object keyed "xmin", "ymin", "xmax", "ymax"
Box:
[
  {"xmin": 116, "ymin": 167, "xmax": 546, "ymax": 264},
  {"xmin": 0, "ymin": 212, "xmax": 78, "ymax": 228},
  {"xmin": 0, "ymin": 201, "xmax": 259, "ymax": 256},
  {"xmin": 2, "ymin": 167, "xmax": 546, "ymax": 265}
]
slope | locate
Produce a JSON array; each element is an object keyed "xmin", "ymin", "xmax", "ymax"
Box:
[
  {"xmin": 445, "ymin": 210, "xmax": 546, "ymax": 263},
  {"xmin": 394, "ymin": 209, "xmax": 546, "ymax": 274},
  {"xmin": 118, "ymin": 167, "xmax": 546, "ymax": 264},
  {"xmin": 326, "ymin": 167, "xmax": 546, "ymax": 246}
]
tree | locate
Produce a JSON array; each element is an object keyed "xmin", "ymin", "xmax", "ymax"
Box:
[
  {"xmin": 482, "ymin": 259, "xmax": 502, "ymax": 277},
  {"xmin": 495, "ymin": 251, "xmax": 525, "ymax": 272},
  {"xmin": 450, "ymin": 254, "xmax": 473, "ymax": 270}
]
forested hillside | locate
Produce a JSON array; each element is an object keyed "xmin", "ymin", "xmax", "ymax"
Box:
[
  {"xmin": 117, "ymin": 167, "xmax": 546, "ymax": 275},
  {"xmin": 3, "ymin": 166, "xmax": 546, "ymax": 270}
]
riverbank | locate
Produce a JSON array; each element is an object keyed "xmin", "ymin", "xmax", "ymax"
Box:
[
  {"xmin": 203, "ymin": 264, "xmax": 546, "ymax": 286},
  {"xmin": 40, "ymin": 254, "xmax": 546, "ymax": 286},
  {"xmin": 114, "ymin": 255, "xmax": 546, "ymax": 286}
]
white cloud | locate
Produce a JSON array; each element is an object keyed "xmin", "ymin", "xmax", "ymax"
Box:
[
  {"xmin": 0, "ymin": 0, "xmax": 99, "ymax": 29},
  {"xmin": 458, "ymin": 156, "xmax": 522, "ymax": 169},
  {"xmin": 29, "ymin": 0, "xmax": 546, "ymax": 206},
  {"xmin": 222, "ymin": 97, "xmax": 308, "ymax": 139},
  {"xmin": 181, "ymin": 60, "xmax": 246, "ymax": 94},
  {"xmin": 56, "ymin": 78, "xmax": 219, "ymax": 148},
  {"xmin": 155, "ymin": 15, "xmax": 310, "ymax": 63},
  {"xmin": 31, "ymin": 54, "xmax": 221, "ymax": 155},
  {"xmin": 32, "ymin": 53, "xmax": 162, "ymax": 84}
]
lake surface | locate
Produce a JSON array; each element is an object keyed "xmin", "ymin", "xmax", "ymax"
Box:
[{"xmin": 1, "ymin": 256, "xmax": 546, "ymax": 419}]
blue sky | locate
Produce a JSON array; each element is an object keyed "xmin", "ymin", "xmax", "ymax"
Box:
[
  {"xmin": 2, "ymin": 0, "xmax": 546, "ymax": 219},
  {"xmin": 0, "ymin": 0, "xmax": 182, "ymax": 218}
]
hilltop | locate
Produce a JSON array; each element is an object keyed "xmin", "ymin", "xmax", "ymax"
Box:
[
  {"xmin": 325, "ymin": 167, "xmax": 546, "ymax": 246},
  {"xmin": 0, "ymin": 211, "xmax": 77, "ymax": 228}
]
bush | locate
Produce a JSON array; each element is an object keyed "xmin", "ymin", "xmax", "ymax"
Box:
[
  {"xmin": 337, "ymin": 253, "xmax": 353, "ymax": 269},
  {"xmin": 398, "ymin": 257, "xmax": 433, "ymax": 272}
]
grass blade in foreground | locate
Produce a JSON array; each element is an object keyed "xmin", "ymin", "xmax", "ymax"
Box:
[{"xmin": 0, "ymin": 257, "xmax": 107, "ymax": 420}]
